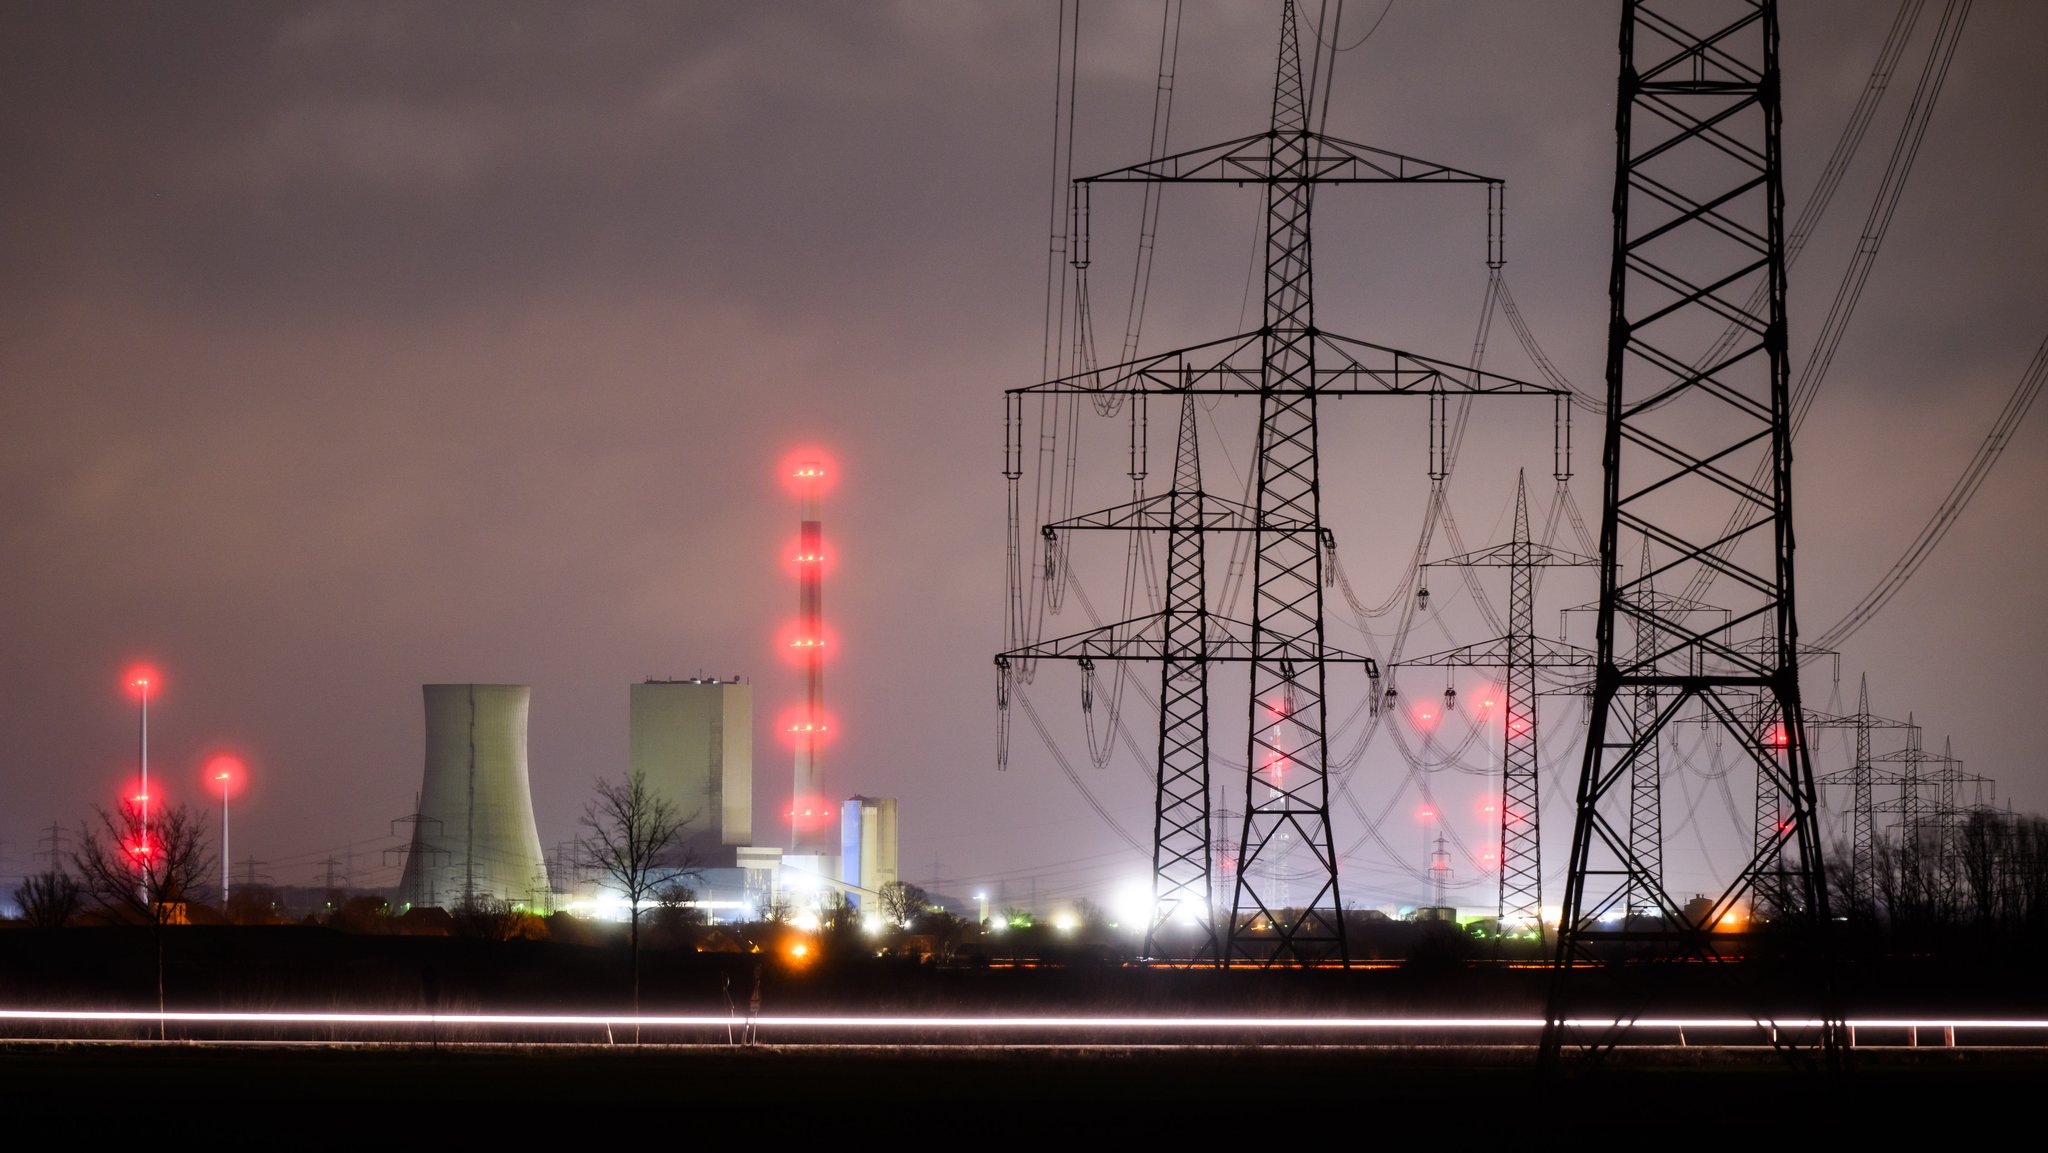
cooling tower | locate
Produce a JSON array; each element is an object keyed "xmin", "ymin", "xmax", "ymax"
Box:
[{"xmin": 397, "ymin": 684, "xmax": 550, "ymax": 910}]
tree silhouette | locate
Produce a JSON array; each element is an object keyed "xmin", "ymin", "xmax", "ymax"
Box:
[
  {"xmin": 879, "ymin": 880, "xmax": 929, "ymax": 929},
  {"xmin": 580, "ymin": 770, "xmax": 698, "ymax": 1018},
  {"xmin": 12, "ymin": 870, "xmax": 81, "ymax": 929},
  {"xmin": 74, "ymin": 798, "xmax": 215, "ymax": 1031}
]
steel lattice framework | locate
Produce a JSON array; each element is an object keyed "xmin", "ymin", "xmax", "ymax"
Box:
[
  {"xmin": 1401, "ymin": 473, "xmax": 1594, "ymax": 936},
  {"xmin": 1000, "ymin": 1, "xmax": 1557, "ymax": 965},
  {"xmin": 1808, "ymin": 676, "xmax": 1911, "ymax": 919},
  {"xmin": 1547, "ymin": 0, "xmax": 1837, "ymax": 1056}
]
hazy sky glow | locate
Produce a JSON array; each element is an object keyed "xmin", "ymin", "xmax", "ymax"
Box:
[{"xmin": 1, "ymin": 2, "xmax": 2042, "ymax": 912}]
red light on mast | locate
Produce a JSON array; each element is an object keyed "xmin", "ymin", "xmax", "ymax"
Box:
[
  {"xmin": 777, "ymin": 705, "xmax": 837, "ymax": 746},
  {"xmin": 779, "ymin": 448, "xmax": 840, "ymax": 496},
  {"xmin": 776, "ymin": 620, "xmax": 839, "ymax": 663},
  {"xmin": 780, "ymin": 535, "xmax": 837, "ymax": 578}
]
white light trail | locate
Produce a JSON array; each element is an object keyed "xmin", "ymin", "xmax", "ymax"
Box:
[{"xmin": 0, "ymin": 1010, "xmax": 2044, "ymax": 1032}]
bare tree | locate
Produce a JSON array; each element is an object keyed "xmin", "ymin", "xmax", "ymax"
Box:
[
  {"xmin": 580, "ymin": 770, "xmax": 697, "ymax": 1015},
  {"xmin": 878, "ymin": 880, "xmax": 929, "ymax": 928},
  {"xmin": 12, "ymin": 870, "xmax": 82, "ymax": 929},
  {"xmin": 74, "ymin": 798, "xmax": 215, "ymax": 1029},
  {"xmin": 74, "ymin": 798, "xmax": 215, "ymax": 924}
]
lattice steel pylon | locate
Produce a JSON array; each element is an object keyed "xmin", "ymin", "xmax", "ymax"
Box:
[
  {"xmin": 1546, "ymin": 0, "xmax": 1838, "ymax": 1058},
  {"xmin": 1000, "ymin": 393, "xmax": 1303, "ymax": 959},
  {"xmin": 998, "ymin": 0, "xmax": 1558, "ymax": 965},
  {"xmin": 1872, "ymin": 718, "xmax": 1948, "ymax": 917},
  {"xmin": 1400, "ymin": 472, "xmax": 1594, "ymax": 938},
  {"xmin": 1809, "ymin": 676, "xmax": 1911, "ymax": 920}
]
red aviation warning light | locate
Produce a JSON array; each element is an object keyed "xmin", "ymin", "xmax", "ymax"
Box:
[
  {"xmin": 776, "ymin": 620, "xmax": 839, "ymax": 664},
  {"xmin": 779, "ymin": 447, "xmax": 840, "ymax": 497},
  {"xmin": 787, "ymin": 796, "xmax": 835, "ymax": 828},
  {"xmin": 780, "ymin": 537, "xmax": 838, "ymax": 579},
  {"xmin": 777, "ymin": 704, "xmax": 837, "ymax": 745}
]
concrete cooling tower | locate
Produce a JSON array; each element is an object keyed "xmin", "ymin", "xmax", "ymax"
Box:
[{"xmin": 397, "ymin": 684, "xmax": 549, "ymax": 910}]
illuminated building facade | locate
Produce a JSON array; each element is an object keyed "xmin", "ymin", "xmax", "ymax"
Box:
[
  {"xmin": 629, "ymin": 676, "xmax": 753, "ymax": 867},
  {"xmin": 839, "ymin": 795, "xmax": 899, "ymax": 904}
]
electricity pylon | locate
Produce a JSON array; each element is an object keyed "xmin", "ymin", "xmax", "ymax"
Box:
[
  {"xmin": 1398, "ymin": 472, "xmax": 1594, "ymax": 938},
  {"xmin": 1548, "ymin": 0, "xmax": 1838, "ymax": 1059},
  {"xmin": 1807, "ymin": 676, "xmax": 1911, "ymax": 920},
  {"xmin": 1872, "ymin": 720, "xmax": 1951, "ymax": 917},
  {"xmin": 999, "ymin": 393, "xmax": 1357, "ymax": 959},
  {"xmin": 999, "ymin": 0, "xmax": 1559, "ymax": 965}
]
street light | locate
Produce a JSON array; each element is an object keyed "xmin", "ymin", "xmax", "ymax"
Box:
[{"xmin": 206, "ymin": 756, "xmax": 245, "ymax": 910}]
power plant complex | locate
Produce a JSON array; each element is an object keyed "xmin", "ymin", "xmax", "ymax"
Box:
[{"xmin": 393, "ymin": 456, "xmax": 899, "ymax": 923}]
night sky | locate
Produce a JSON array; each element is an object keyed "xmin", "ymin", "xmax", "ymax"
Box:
[{"xmin": 2, "ymin": 2, "xmax": 2042, "ymax": 914}]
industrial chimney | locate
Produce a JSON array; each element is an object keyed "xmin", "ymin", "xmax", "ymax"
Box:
[{"xmin": 788, "ymin": 459, "xmax": 835, "ymax": 858}]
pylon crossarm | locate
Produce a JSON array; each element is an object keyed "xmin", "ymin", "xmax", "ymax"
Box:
[
  {"xmin": 1048, "ymin": 492, "xmax": 1296, "ymax": 534},
  {"xmin": 1001, "ymin": 612, "xmax": 1376, "ymax": 671},
  {"xmin": 1399, "ymin": 635, "xmax": 1597, "ymax": 670},
  {"xmin": 1426, "ymin": 541, "xmax": 1598, "ymax": 569},
  {"xmin": 1079, "ymin": 129, "xmax": 1498, "ymax": 186},
  {"xmin": 1011, "ymin": 329, "xmax": 1558, "ymax": 397}
]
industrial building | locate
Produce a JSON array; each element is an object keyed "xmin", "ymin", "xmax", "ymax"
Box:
[
  {"xmin": 397, "ymin": 684, "xmax": 550, "ymax": 911},
  {"xmin": 629, "ymin": 676, "xmax": 752, "ymax": 868},
  {"xmin": 839, "ymin": 795, "xmax": 899, "ymax": 905}
]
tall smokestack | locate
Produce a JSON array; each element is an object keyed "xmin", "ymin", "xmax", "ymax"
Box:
[{"xmin": 790, "ymin": 459, "xmax": 833, "ymax": 854}]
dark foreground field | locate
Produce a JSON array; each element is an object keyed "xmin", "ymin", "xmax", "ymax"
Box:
[
  {"xmin": 0, "ymin": 1039, "xmax": 2030, "ymax": 1128},
  {"xmin": 3, "ymin": 924, "xmax": 2043, "ymax": 1123}
]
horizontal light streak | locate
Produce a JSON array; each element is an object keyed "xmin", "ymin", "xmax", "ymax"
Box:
[{"xmin": 0, "ymin": 1011, "xmax": 2043, "ymax": 1031}]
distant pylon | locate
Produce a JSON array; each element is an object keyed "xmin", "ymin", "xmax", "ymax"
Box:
[
  {"xmin": 1400, "ymin": 472, "xmax": 1595, "ymax": 938},
  {"xmin": 1809, "ymin": 676, "xmax": 1912, "ymax": 919}
]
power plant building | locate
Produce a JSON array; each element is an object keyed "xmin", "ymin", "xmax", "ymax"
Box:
[
  {"xmin": 630, "ymin": 677, "xmax": 753, "ymax": 867},
  {"xmin": 839, "ymin": 795, "xmax": 899, "ymax": 903},
  {"xmin": 397, "ymin": 684, "xmax": 550, "ymax": 911}
]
